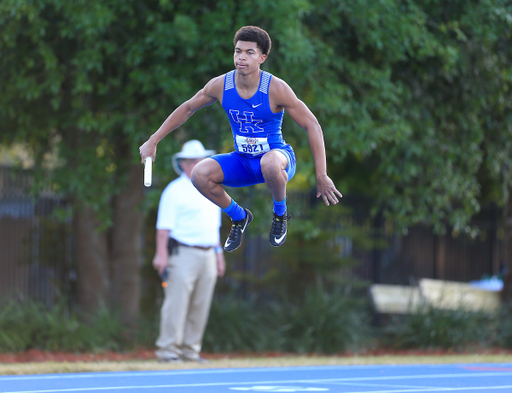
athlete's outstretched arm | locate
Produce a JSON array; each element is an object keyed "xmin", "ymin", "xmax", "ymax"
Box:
[
  {"xmin": 271, "ymin": 79, "xmax": 342, "ymax": 206},
  {"xmin": 139, "ymin": 76, "xmax": 224, "ymax": 163}
]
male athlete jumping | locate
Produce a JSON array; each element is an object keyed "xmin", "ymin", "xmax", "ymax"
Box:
[{"xmin": 139, "ymin": 26, "xmax": 342, "ymax": 252}]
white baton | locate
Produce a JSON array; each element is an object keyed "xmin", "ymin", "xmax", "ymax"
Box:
[{"xmin": 144, "ymin": 157, "xmax": 152, "ymax": 187}]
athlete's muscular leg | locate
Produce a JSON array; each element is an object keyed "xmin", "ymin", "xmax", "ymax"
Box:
[
  {"xmin": 191, "ymin": 158, "xmax": 232, "ymax": 209},
  {"xmin": 261, "ymin": 150, "xmax": 288, "ymax": 201}
]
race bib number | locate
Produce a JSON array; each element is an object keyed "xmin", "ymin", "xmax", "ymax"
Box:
[{"xmin": 236, "ymin": 135, "xmax": 270, "ymax": 155}]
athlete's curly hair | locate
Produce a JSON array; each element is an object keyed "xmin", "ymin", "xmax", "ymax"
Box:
[{"xmin": 233, "ymin": 26, "xmax": 272, "ymax": 56}]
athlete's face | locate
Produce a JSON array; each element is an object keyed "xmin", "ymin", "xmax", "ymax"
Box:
[{"xmin": 234, "ymin": 41, "xmax": 266, "ymax": 75}]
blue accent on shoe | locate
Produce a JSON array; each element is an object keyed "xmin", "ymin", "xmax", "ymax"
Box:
[
  {"xmin": 273, "ymin": 197, "xmax": 287, "ymax": 216},
  {"xmin": 222, "ymin": 199, "xmax": 246, "ymax": 221}
]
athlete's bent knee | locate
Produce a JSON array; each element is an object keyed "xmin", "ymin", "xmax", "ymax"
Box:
[
  {"xmin": 261, "ymin": 151, "xmax": 287, "ymax": 180},
  {"xmin": 191, "ymin": 159, "xmax": 223, "ymax": 189}
]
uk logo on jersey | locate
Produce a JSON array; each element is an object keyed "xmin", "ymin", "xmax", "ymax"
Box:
[{"xmin": 229, "ymin": 110, "xmax": 264, "ymax": 133}]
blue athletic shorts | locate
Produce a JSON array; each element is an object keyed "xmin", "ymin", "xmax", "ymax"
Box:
[{"xmin": 211, "ymin": 146, "xmax": 296, "ymax": 188}]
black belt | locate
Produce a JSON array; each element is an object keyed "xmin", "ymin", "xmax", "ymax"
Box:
[{"xmin": 176, "ymin": 241, "xmax": 213, "ymax": 251}]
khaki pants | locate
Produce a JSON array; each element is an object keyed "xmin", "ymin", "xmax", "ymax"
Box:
[{"xmin": 155, "ymin": 246, "xmax": 217, "ymax": 360}]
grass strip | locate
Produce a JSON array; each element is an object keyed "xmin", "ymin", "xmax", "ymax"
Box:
[{"xmin": 1, "ymin": 354, "xmax": 512, "ymax": 375}]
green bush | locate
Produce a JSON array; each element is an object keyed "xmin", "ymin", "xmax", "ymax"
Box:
[
  {"xmin": 383, "ymin": 306, "xmax": 494, "ymax": 350},
  {"xmin": 203, "ymin": 289, "xmax": 373, "ymax": 354},
  {"xmin": 274, "ymin": 289, "xmax": 374, "ymax": 354},
  {"xmin": 493, "ymin": 302, "xmax": 512, "ymax": 348},
  {"xmin": 6, "ymin": 292, "xmax": 512, "ymax": 354},
  {"xmin": 0, "ymin": 298, "xmax": 132, "ymax": 352},
  {"xmin": 202, "ymin": 294, "xmax": 283, "ymax": 353}
]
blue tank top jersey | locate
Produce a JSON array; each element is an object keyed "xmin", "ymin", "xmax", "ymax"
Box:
[{"xmin": 222, "ymin": 70, "xmax": 289, "ymax": 156}]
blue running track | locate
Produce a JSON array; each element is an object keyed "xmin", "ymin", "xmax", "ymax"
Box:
[{"xmin": 1, "ymin": 363, "xmax": 512, "ymax": 393}]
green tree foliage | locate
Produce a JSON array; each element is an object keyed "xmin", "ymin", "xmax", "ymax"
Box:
[
  {"xmin": 374, "ymin": 1, "xmax": 512, "ymax": 234},
  {"xmin": 274, "ymin": 0, "xmax": 512, "ymax": 235},
  {"xmin": 0, "ymin": 0, "xmax": 232, "ymax": 207}
]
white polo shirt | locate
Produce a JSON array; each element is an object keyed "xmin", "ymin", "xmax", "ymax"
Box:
[{"xmin": 156, "ymin": 174, "xmax": 221, "ymax": 247}]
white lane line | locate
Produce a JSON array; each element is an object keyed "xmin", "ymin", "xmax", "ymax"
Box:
[
  {"xmin": 325, "ymin": 381, "xmax": 438, "ymax": 389},
  {"xmin": 338, "ymin": 386, "xmax": 512, "ymax": 393}
]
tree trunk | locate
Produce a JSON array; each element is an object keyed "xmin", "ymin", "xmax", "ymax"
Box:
[
  {"xmin": 74, "ymin": 204, "xmax": 109, "ymax": 320},
  {"xmin": 110, "ymin": 163, "xmax": 144, "ymax": 330},
  {"xmin": 502, "ymin": 191, "xmax": 512, "ymax": 302}
]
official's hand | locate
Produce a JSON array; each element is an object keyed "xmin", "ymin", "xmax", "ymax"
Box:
[
  {"xmin": 152, "ymin": 254, "xmax": 168, "ymax": 275},
  {"xmin": 316, "ymin": 174, "xmax": 343, "ymax": 206},
  {"xmin": 139, "ymin": 139, "xmax": 157, "ymax": 164},
  {"xmin": 216, "ymin": 252, "xmax": 226, "ymax": 278}
]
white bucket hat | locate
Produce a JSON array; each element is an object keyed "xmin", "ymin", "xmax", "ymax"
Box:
[{"xmin": 172, "ymin": 140, "xmax": 216, "ymax": 175}]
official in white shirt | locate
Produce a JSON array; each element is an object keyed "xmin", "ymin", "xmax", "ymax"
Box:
[{"xmin": 153, "ymin": 140, "xmax": 225, "ymax": 363}]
